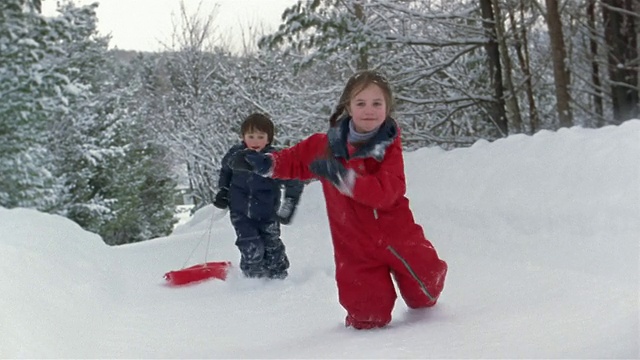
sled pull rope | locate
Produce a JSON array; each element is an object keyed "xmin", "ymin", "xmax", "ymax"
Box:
[
  {"xmin": 204, "ymin": 212, "xmax": 213, "ymax": 263},
  {"xmin": 180, "ymin": 208, "xmax": 228, "ymax": 269}
]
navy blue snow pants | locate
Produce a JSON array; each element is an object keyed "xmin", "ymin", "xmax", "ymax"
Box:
[{"xmin": 230, "ymin": 213, "xmax": 289, "ymax": 279}]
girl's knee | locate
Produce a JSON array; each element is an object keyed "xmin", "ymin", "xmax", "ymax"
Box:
[
  {"xmin": 401, "ymin": 262, "xmax": 448, "ymax": 308},
  {"xmin": 404, "ymin": 294, "xmax": 438, "ymax": 309}
]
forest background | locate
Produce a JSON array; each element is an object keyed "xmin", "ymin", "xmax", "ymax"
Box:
[{"xmin": 1, "ymin": 0, "xmax": 638, "ymax": 245}]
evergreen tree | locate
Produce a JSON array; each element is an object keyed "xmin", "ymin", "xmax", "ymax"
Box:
[
  {"xmin": 1, "ymin": 0, "xmax": 178, "ymax": 244},
  {"xmin": 46, "ymin": 2, "xmax": 178, "ymax": 244},
  {"xmin": 0, "ymin": 0, "xmax": 76, "ymax": 209}
]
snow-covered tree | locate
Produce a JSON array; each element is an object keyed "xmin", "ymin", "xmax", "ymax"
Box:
[
  {"xmin": 0, "ymin": 0, "xmax": 75, "ymax": 209},
  {"xmin": 44, "ymin": 2, "xmax": 178, "ymax": 244},
  {"xmin": 138, "ymin": 3, "xmax": 241, "ymax": 209},
  {"xmin": 1, "ymin": 0, "xmax": 177, "ymax": 244},
  {"xmin": 260, "ymin": 0, "xmax": 507, "ymax": 147}
]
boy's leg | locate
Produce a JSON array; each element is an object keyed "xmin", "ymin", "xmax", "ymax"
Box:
[
  {"xmin": 258, "ymin": 220, "xmax": 289, "ymax": 279},
  {"xmin": 386, "ymin": 240, "xmax": 447, "ymax": 308},
  {"xmin": 231, "ymin": 213, "xmax": 267, "ymax": 278}
]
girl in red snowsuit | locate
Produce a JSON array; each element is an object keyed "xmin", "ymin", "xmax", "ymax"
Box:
[{"xmin": 233, "ymin": 70, "xmax": 447, "ymax": 329}]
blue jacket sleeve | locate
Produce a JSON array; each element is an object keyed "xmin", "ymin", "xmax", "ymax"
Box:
[{"xmin": 218, "ymin": 144, "xmax": 243, "ymax": 190}]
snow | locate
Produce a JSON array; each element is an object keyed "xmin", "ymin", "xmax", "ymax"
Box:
[{"xmin": 1, "ymin": 121, "xmax": 639, "ymax": 358}]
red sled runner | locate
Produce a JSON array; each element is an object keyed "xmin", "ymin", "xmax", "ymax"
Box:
[{"xmin": 164, "ymin": 261, "xmax": 232, "ymax": 286}]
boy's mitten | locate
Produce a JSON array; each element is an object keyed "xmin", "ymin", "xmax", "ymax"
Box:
[
  {"xmin": 309, "ymin": 158, "xmax": 355, "ymax": 196},
  {"xmin": 213, "ymin": 188, "xmax": 229, "ymax": 209},
  {"xmin": 232, "ymin": 150, "xmax": 272, "ymax": 176},
  {"xmin": 277, "ymin": 197, "xmax": 298, "ymax": 225}
]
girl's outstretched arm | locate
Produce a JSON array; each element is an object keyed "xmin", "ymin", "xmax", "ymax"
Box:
[{"xmin": 270, "ymin": 133, "xmax": 327, "ymax": 181}]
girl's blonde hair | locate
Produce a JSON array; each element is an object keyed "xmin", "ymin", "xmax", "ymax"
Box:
[{"xmin": 329, "ymin": 70, "xmax": 394, "ymax": 127}]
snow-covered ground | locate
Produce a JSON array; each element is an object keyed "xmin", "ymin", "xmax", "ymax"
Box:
[{"xmin": 2, "ymin": 121, "xmax": 638, "ymax": 358}]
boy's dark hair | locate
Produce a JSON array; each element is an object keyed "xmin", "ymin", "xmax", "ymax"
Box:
[{"xmin": 241, "ymin": 113, "xmax": 275, "ymax": 144}]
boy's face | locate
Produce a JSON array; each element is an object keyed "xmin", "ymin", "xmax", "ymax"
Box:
[{"xmin": 243, "ymin": 130, "xmax": 269, "ymax": 151}]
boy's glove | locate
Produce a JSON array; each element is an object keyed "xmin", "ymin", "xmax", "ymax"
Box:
[
  {"xmin": 277, "ymin": 197, "xmax": 298, "ymax": 225},
  {"xmin": 309, "ymin": 158, "xmax": 355, "ymax": 196},
  {"xmin": 213, "ymin": 188, "xmax": 229, "ymax": 209},
  {"xmin": 232, "ymin": 150, "xmax": 272, "ymax": 176}
]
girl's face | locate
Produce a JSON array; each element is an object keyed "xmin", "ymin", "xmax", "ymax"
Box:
[
  {"xmin": 243, "ymin": 130, "xmax": 269, "ymax": 151},
  {"xmin": 347, "ymin": 83, "xmax": 388, "ymax": 133}
]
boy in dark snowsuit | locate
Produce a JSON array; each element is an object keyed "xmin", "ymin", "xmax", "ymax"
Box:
[{"xmin": 213, "ymin": 113, "xmax": 304, "ymax": 279}]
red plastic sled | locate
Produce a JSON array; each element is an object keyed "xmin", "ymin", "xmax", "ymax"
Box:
[{"xmin": 164, "ymin": 261, "xmax": 232, "ymax": 286}]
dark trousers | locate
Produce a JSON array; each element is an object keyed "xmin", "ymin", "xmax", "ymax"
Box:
[{"xmin": 230, "ymin": 213, "xmax": 289, "ymax": 279}]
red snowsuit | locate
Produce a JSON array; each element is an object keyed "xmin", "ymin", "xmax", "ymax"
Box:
[{"xmin": 270, "ymin": 117, "xmax": 447, "ymax": 329}]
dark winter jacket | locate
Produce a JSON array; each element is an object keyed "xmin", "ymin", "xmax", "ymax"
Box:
[{"xmin": 218, "ymin": 142, "xmax": 303, "ymax": 221}]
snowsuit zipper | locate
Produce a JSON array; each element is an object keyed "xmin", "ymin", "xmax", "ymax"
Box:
[
  {"xmin": 387, "ymin": 245, "xmax": 435, "ymax": 301},
  {"xmin": 247, "ymin": 177, "xmax": 253, "ymax": 218}
]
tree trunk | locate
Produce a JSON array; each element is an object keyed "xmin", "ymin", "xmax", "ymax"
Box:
[
  {"xmin": 587, "ymin": 0, "xmax": 604, "ymax": 126},
  {"xmin": 354, "ymin": 3, "xmax": 368, "ymax": 70},
  {"xmin": 479, "ymin": 0, "xmax": 509, "ymax": 136},
  {"xmin": 490, "ymin": 0, "xmax": 523, "ymax": 133},
  {"xmin": 508, "ymin": 0, "xmax": 539, "ymax": 134},
  {"xmin": 545, "ymin": 0, "xmax": 573, "ymax": 128},
  {"xmin": 602, "ymin": 0, "xmax": 639, "ymax": 123}
]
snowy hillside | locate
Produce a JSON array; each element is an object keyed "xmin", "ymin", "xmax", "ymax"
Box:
[{"xmin": 1, "ymin": 121, "xmax": 638, "ymax": 358}]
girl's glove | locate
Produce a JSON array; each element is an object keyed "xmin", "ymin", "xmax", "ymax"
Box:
[
  {"xmin": 309, "ymin": 158, "xmax": 355, "ymax": 196},
  {"xmin": 232, "ymin": 150, "xmax": 272, "ymax": 176}
]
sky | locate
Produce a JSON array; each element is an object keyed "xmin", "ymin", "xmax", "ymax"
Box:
[
  {"xmin": 1, "ymin": 120, "xmax": 639, "ymax": 358},
  {"xmin": 41, "ymin": 0, "xmax": 298, "ymax": 52}
]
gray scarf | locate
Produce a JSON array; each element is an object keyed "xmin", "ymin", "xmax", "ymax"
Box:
[{"xmin": 347, "ymin": 119, "xmax": 378, "ymax": 144}]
